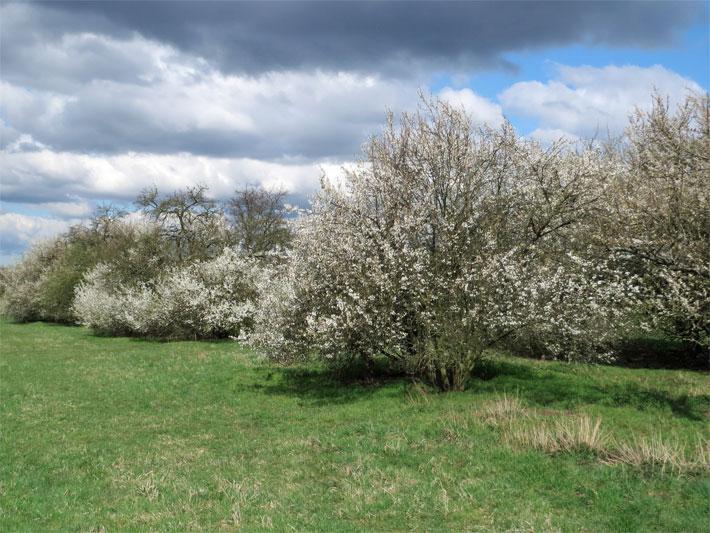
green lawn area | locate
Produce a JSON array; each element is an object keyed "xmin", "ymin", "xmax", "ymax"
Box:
[{"xmin": 1, "ymin": 317, "xmax": 708, "ymax": 531}]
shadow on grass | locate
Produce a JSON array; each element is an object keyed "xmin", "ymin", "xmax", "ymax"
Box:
[
  {"xmin": 470, "ymin": 358, "xmax": 707, "ymax": 421},
  {"xmin": 129, "ymin": 336, "xmax": 238, "ymax": 345},
  {"xmin": 252, "ymin": 360, "xmax": 407, "ymax": 406},
  {"xmin": 0, "ymin": 317, "xmax": 83, "ymax": 329},
  {"xmin": 0, "ymin": 318, "xmax": 237, "ymax": 345},
  {"xmin": 613, "ymin": 337, "xmax": 708, "ymax": 371},
  {"xmin": 82, "ymin": 328, "xmax": 239, "ymax": 345},
  {"xmin": 249, "ymin": 355, "xmax": 707, "ymax": 420}
]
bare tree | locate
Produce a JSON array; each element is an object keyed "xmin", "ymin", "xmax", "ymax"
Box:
[
  {"xmin": 89, "ymin": 203, "xmax": 127, "ymax": 240},
  {"xmin": 227, "ymin": 186, "xmax": 292, "ymax": 256},
  {"xmin": 136, "ymin": 184, "xmax": 224, "ymax": 262}
]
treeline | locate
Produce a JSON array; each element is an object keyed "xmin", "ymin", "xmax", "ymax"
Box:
[
  {"xmin": 0, "ymin": 186, "xmax": 291, "ymax": 337},
  {"xmin": 1, "ymin": 92, "xmax": 708, "ymax": 389}
]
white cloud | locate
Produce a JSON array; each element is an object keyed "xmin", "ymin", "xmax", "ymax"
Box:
[
  {"xmin": 1, "ymin": 150, "xmax": 346, "ymax": 204},
  {"xmin": 0, "ymin": 212, "xmax": 81, "ymax": 256},
  {"xmin": 437, "ymin": 87, "xmax": 504, "ymax": 128},
  {"xmin": 527, "ymin": 128, "xmax": 581, "ymax": 145},
  {"xmin": 3, "ymin": 133, "xmax": 50, "ymax": 153},
  {"xmin": 0, "ymin": 151, "xmax": 363, "ymax": 263},
  {"xmin": 36, "ymin": 201, "xmax": 96, "ymax": 219},
  {"xmin": 3, "ymin": 23, "xmax": 704, "ymax": 263},
  {"xmin": 498, "ymin": 64, "xmax": 703, "ymax": 139},
  {"xmin": 1, "ymin": 32, "xmax": 424, "ymax": 158}
]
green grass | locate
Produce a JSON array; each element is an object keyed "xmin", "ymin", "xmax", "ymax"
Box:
[{"xmin": 1, "ymin": 317, "xmax": 708, "ymax": 531}]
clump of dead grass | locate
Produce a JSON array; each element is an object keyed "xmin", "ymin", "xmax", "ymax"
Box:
[
  {"xmin": 468, "ymin": 393, "xmax": 709, "ymax": 475},
  {"xmin": 503, "ymin": 415, "xmax": 608, "ymax": 454},
  {"xmin": 479, "ymin": 391, "xmax": 527, "ymax": 426},
  {"xmin": 605, "ymin": 435, "xmax": 710, "ymax": 475}
]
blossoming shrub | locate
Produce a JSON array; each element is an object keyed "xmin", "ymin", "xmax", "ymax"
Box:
[
  {"xmin": 500, "ymin": 254, "xmax": 640, "ymax": 362},
  {"xmin": 74, "ymin": 249, "xmax": 261, "ymax": 339},
  {"xmin": 0, "ymin": 214, "xmax": 166, "ymax": 324},
  {"xmin": 614, "ymin": 93, "xmax": 710, "ymax": 355},
  {"xmin": 247, "ymin": 261, "xmax": 312, "ymax": 362},
  {"xmin": 73, "ymin": 248, "xmax": 262, "ymax": 339},
  {"xmin": 248, "ymin": 99, "xmax": 637, "ymax": 390},
  {"xmin": 0, "ymin": 238, "xmax": 67, "ymax": 322}
]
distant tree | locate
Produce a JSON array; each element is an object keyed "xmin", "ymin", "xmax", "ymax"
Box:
[
  {"xmin": 227, "ymin": 186, "xmax": 292, "ymax": 256},
  {"xmin": 135, "ymin": 184, "xmax": 225, "ymax": 262},
  {"xmin": 89, "ymin": 203, "xmax": 127, "ymax": 240},
  {"xmin": 0, "ymin": 238, "xmax": 67, "ymax": 322},
  {"xmin": 0, "ymin": 203, "xmax": 169, "ymax": 324}
]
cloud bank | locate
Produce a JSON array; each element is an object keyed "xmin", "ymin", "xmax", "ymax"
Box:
[
  {"xmin": 0, "ymin": 1, "xmax": 706, "ymax": 261},
  {"xmin": 5, "ymin": 1, "xmax": 701, "ymax": 75}
]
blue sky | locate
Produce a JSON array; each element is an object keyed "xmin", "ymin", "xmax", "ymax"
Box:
[
  {"xmin": 1, "ymin": 1, "xmax": 708, "ymax": 264},
  {"xmin": 431, "ymin": 19, "xmax": 709, "ymax": 135}
]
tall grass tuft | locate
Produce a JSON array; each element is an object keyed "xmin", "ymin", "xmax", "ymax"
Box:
[
  {"xmin": 608, "ymin": 435, "xmax": 710, "ymax": 475},
  {"xmin": 479, "ymin": 391, "xmax": 527, "ymax": 426},
  {"xmin": 503, "ymin": 415, "xmax": 608, "ymax": 454}
]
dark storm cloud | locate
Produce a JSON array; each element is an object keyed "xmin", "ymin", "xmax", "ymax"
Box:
[
  {"xmin": 17, "ymin": 1, "xmax": 707, "ymax": 75},
  {"xmin": 1, "ymin": 0, "xmax": 704, "ymax": 160}
]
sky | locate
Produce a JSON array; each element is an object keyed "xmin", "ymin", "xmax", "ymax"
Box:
[{"xmin": 1, "ymin": 0, "xmax": 708, "ymax": 264}]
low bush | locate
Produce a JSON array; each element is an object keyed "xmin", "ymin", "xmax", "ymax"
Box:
[
  {"xmin": 73, "ymin": 248, "xmax": 262, "ymax": 340},
  {"xmin": 0, "ymin": 238, "xmax": 67, "ymax": 322}
]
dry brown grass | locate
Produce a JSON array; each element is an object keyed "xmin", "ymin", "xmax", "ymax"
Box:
[
  {"xmin": 472, "ymin": 393, "xmax": 709, "ymax": 475},
  {"xmin": 479, "ymin": 391, "xmax": 527, "ymax": 426},
  {"xmin": 502, "ymin": 415, "xmax": 608, "ymax": 454},
  {"xmin": 605, "ymin": 435, "xmax": 710, "ymax": 475}
]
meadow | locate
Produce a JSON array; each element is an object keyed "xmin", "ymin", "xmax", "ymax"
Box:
[{"xmin": 1, "ymin": 317, "xmax": 708, "ymax": 531}]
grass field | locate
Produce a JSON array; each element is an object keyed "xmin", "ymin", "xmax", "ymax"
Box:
[{"xmin": 1, "ymin": 317, "xmax": 709, "ymax": 531}]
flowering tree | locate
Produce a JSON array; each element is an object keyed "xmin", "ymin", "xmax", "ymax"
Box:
[
  {"xmin": 0, "ymin": 238, "xmax": 67, "ymax": 323},
  {"xmin": 249, "ymin": 98, "xmax": 636, "ymax": 390},
  {"xmin": 606, "ymin": 93, "xmax": 710, "ymax": 355}
]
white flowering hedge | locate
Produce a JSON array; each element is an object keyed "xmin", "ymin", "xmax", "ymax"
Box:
[
  {"xmin": 611, "ymin": 93, "xmax": 710, "ymax": 355},
  {"xmin": 73, "ymin": 248, "xmax": 262, "ymax": 340},
  {"xmin": 246, "ymin": 99, "xmax": 639, "ymax": 390},
  {"xmin": 5, "ymin": 92, "xmax": 706, "ymax": 384},
  {"xmin": 0, "ymin": 238, "xmax": 67, "ymax": 323}
]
